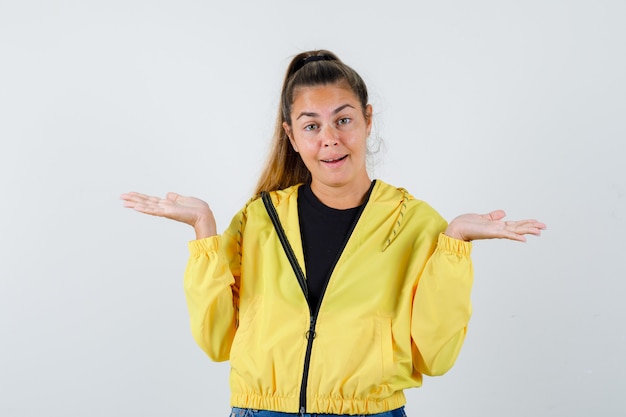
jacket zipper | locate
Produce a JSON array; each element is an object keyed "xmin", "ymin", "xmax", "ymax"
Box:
[
  {"xmin": 299, "ymin": 313, "xmax": 316, "ymax": 415},
  {"xmin": 296, "ymin": 181, "xmax": 376, "ymax": 414}
]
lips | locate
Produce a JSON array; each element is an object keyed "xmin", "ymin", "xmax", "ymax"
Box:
[{"xmin": 321, "ymin": 155, "xmax": 348, "ymax": 163}]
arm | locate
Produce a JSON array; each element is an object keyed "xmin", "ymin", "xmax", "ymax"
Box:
[
  {"xmin": 411, "ymin": 233, "xmax": 473, "ymax": 376},
  {"xmin": 184, "ymin": 222, "xmax": 242, "ymax": 361},
  {"xmin": 412, "ymin": 210, "xmax": 546, "ymax": 375},
  {"xmin": 121, "ymin": 191, "xmax": 240, "ymax": 360}
]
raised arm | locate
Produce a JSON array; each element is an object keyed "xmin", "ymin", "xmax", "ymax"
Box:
[{"xmin": 120, "ymin": 191, "xmax": 217, "ymax": 239}]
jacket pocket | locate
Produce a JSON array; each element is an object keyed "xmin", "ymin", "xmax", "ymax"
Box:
[
  {"xmin": 230, "ymin": 295, "xmax": 262, "ymax": 361},
  {"xmin": 309, "ymin": 313, "xmax": 396, "ymax": 396}
]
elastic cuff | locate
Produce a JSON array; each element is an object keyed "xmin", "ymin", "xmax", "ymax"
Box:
[
  {"xmin": 188, "ymin": 235, "xmax": 220, "ymax": 255},
  {"xmin": 438, "ymin": 232, "xmax": 472, "ymax": 256}
]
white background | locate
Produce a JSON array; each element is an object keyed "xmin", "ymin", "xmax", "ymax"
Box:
[{"xmin": 1, "ymin": 1, "xmax": 625, "ymax": 416}]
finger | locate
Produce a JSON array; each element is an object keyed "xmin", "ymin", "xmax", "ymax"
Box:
[
  {"xmin": 145, "ymin": 195, "xmax": 161, "ymax": 203},
  {"xmin": 507, "ymin": 234, "xmax": 527, "ymax": 242},
  {"xmin": 120, "ymin": 192, "xmax": 144, "ymax": 202},
  {"xmin": 520, "ymin": 226, "xmax": 544, "ymax": 236},
  {"xmin": 126, "ymin": 191, "xmax": 152, "ymax": 199},
  {"xmin": 485, "ymin": 210, "xmax": 506, "ymax": 221},
  {"xmin": 505, "ymin": 222, "xmax": 545, "ymax": 236},
  {"xmin": 528, "ymin": 221, "xmax": 547, "ymax": 230},
  {"xmin": 507, "ymin": 219, "xmax": 547, "ymax": 229},
  {"xmin": 121, "ymin": 192, "xmax": 156, "ymax": 204},
  {"xmin": 121, "ymin": 193, "xmax": 150, "ymax": 207},
  {"xmin": 166, "ymin": 192, "xmax": 180, "ymax": 202},
  {"xmin": 507, "ymin": 220, "xmax": 547, "ymax": 231},
  {"xmin": 496, "ymin": 229, "xmax": 528, "ymax": 242},
  {"xmin": 122, "ymin": 200, "xmax": 140, "ymax": 209},
  {"xmin": 131, "ymin": 202, "xmax": 167, "ymax": 216}
]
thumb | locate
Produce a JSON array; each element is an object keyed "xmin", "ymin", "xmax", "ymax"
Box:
[
  {"xmin": 166, "ymin": 192, "xmax": 181, "ymax": 202},
  {"xmin": 486, "ymin": 210, "xmax": 506, "ymax": 221}
]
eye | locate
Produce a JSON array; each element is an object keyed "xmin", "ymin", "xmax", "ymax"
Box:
[
  {"xmin": 337, "ymin": 117, "xmax": 351, "ymax": 126},
  {"xmin": 304, "ymin": 123, "xmax": 318, "ymax": 131}
]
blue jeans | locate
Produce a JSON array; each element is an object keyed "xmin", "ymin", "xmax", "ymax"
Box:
[{"xmin": 230, "ymin": 406, "xmax": 407, "ymax": 417}]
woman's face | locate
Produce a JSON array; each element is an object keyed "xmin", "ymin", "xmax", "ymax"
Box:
[{"xmin": 284, "ymin": 83, "xmax": 372, "ymax": 196}]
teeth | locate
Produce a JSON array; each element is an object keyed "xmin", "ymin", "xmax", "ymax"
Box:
[{"xmin": 323, "ymin": 155, "xmax": 346, "ymax": 162}]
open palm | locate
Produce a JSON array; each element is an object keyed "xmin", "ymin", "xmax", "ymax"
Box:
[
  {"xmin": 445, "ymin": 210, "xmax": 546, "ymax": 242},
  {"xmin": 120, "ymin": 191, "xmax": 217, "ymax": 238}
]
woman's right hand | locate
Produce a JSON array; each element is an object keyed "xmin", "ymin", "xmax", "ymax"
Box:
[{"xmin": 120, "ymin": 192, "xmax": 217, "ymax": 239}]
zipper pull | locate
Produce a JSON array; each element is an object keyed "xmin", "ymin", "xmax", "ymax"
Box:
[{"xmin": 305, "ymin": 317, "xmax": 316, "ymax": 340}]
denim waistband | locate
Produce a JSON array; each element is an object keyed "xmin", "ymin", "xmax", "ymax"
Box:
[{"xmin": 230, "ymin": 406, "xmax": 407, "ymax": 417}]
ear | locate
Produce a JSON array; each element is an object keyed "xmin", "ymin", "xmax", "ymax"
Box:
[
  {"xmin": 283, "ymin": 122, "xmax": 298, "ymax": 152},
  {"xmin": 365, "ymin": 104, "xmax": 373, "ymax": 136}
]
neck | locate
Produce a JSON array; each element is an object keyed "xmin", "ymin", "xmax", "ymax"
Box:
[{"xmin": 310, "ymin": 177, "xmax": 373, "ymax": 209}]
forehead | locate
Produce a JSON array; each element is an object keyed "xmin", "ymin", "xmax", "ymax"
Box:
[{"xmin": 291, "ymin": 83, "xmax": 360, "ymax": 110}]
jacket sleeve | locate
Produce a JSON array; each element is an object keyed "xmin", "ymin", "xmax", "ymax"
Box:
[
  {"xmin": 183, "ymin": 209, "xmax": 245, "ymax": 362},
  {"xmin": 411, "ymin": 233, "xmax": 473, "ymax": 376}
]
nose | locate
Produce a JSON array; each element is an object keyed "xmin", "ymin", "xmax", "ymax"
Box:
[{"xmin": 321, "ymin": 125, "xmax": 339, "ymax": 147}]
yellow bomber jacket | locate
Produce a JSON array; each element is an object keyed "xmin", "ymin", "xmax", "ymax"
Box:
[{"xmin": 184, "ymin": 180, "xmax": 473, "ymax": 415}]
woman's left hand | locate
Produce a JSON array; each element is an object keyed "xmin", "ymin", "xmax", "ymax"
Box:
[{"xmin": 444, "ymin": 210, "xmax": 546, "ymax": 242}]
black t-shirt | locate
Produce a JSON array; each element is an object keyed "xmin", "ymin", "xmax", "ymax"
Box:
[{"xmin": 297, "ymin": 183, "xmax": 372, "ymax": 311}]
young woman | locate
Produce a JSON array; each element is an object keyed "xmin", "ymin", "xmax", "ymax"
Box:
[{"xmin": 121, "ymin": 50, "xmax": 545, "ymax": 417}]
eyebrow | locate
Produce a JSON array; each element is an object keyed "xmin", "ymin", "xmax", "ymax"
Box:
[{"xmin": 296, "ymin": 104, "xmax": 355, "ymax": 120}]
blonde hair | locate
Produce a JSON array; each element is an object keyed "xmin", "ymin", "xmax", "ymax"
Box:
[{"xmin": 253, "ymin": 50, "xmax": 370, "ymax": 196}]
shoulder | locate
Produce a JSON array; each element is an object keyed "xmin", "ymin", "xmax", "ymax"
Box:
[
  {"xmin": 248, "ymin": 184, "xmax": 301, "ymax": 211},
  {"xmin": 372, "ymin": 180, "xmax": 440, "ymax": 215},
  {"xmin": 231, "ymin": 184, "xmax": 302, "ymax": 230},
  {"xmin": 371, "ymin": 180, "xmax": 448, "ymax": 250},
  {"xmin": 372, "ymin": 179, "xmax": 447, "ymax": 233}
]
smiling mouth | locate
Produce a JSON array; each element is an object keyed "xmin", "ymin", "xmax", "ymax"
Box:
[{"xmin": 321, "ymin": 155, "xmax": 348, "ymax": 163}]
